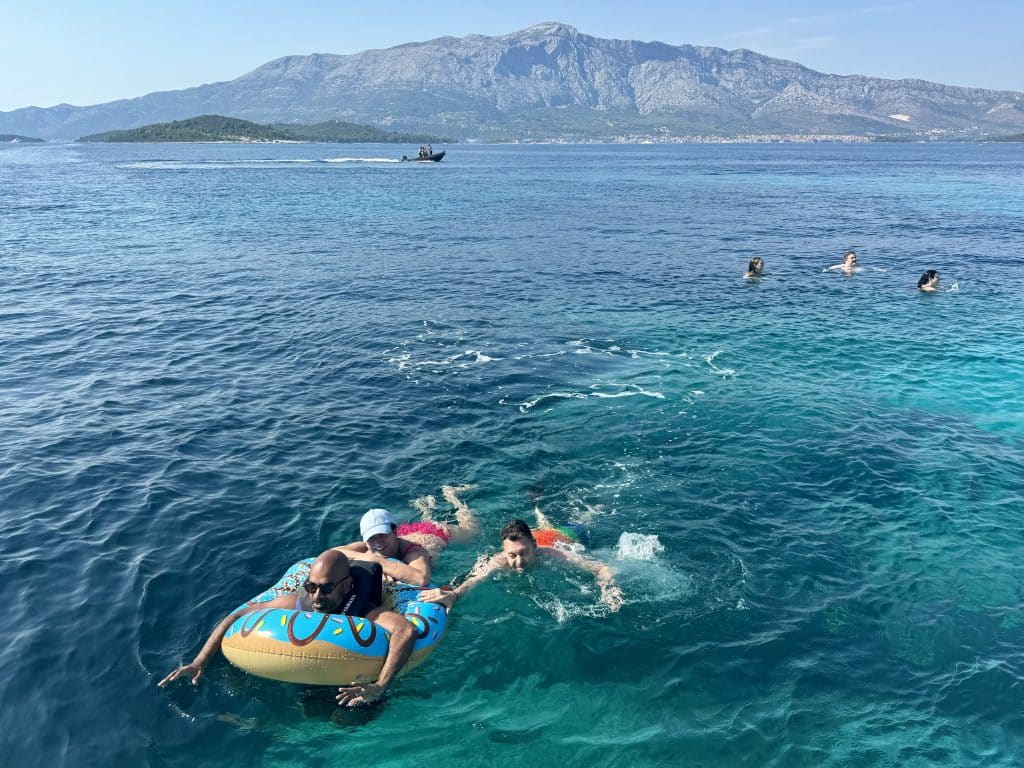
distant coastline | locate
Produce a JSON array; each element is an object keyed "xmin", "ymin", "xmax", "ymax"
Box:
[
  {"xmin": 1, "ymin": 133, "xmax": 44, "ymax": 143},
  {"xmin": 76, "ymin": 115, "xmax": 455, "ymax": 144}
]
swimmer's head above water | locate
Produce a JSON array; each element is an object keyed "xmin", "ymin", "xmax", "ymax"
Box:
[
  {"xmin": 917, "ymin": 269, "xmax": 940, "ymax": 291},
  {"xmin": 500, "ymin": 519, "xmax": 538, "ymax": 572},
  {"xmin": 360, "ymin": 508, "xmax": 399, "ymax": 557}
]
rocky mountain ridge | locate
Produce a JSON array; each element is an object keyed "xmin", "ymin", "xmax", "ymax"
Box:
[{"xmin": 3, "ymin": 22, "xmax": 1022, "ymax": 140}]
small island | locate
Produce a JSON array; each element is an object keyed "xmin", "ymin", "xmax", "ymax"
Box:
[
  {"xmin": 1, "ymin": 134, "xmax": 44, "ymax": 143},
  {"xmin": 76, "ymin": 115, "xmax": 454, "ymax": 144}
]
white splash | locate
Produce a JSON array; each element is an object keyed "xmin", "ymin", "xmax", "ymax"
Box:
[
  {"xmin": 324, "ymin": 157, "xmax": 401, "ymax": 163},
  {"xmin": 704, "ymin": 351, "xmax": 736, "ymax": 376},
  {"xmin": 615, "ymin": 532, "xmax": 665, "ymax": 561}
]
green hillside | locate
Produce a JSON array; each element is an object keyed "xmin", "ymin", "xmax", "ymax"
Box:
[
  {"xmin": 77, "ymin": 114, "xmax": 454, "ymax": 144},
  {"xmin": 1, "ymin": 133, "xmax": 44, "ymax": 142}
]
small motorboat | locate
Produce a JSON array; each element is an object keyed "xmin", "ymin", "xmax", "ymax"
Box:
[{"xmin": 401, "ymin": 148, "xmax": 445, "ymax": 162}]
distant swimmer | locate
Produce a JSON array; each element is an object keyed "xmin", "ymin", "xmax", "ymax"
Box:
[
  {"xmin": 419, "ymin": 517, "xmax": 624, "ymax": 612},
  {"xmin": 917, "ymin": 269, "xmax": 940, "ymax": 292},
  {"xmin": 333, "ymin": 485, "xmax": 479, "ymax": 587},
  {"xmin": 744, "ymin": 257, "xmax": 764, "ymax": 279},
  {"xmin": 826, "ymin": 250, "xmax": 859, "ymax": 275}
]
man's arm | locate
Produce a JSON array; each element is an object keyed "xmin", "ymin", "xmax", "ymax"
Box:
[
  {"xmin": 157, "ymin": 594, "xmax": 294, "ymax": 687},
  {"xmin": 332, "ymin": 541, "xmax": 369, "ymax": 554},
  {"xmin": 333, "ymin": 541, "xmax": 432, "ymax": 586},
  {"xmin": 356, "ymin": 548, "xmax": 431, "ymax": 586},
  {"xmin": 419, "ymin": 553, "xmax": 505, "ymax": 609},
  {"xmin": 335, "ymin": 609, "xmax": 415, "ymax": 706},
  {"xmin": 543, "ymin": 547, "xmax": 624, "ymax": 612}
]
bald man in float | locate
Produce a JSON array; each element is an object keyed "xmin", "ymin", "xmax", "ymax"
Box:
[{"xmin": 159, "ymin": 549, "xmax": 415, "ymax": 706}]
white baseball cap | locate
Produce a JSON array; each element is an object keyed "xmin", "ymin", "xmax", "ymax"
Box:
[{"xmin": 360, "ymin": 508, "xmax": 395, "ymax": 541}]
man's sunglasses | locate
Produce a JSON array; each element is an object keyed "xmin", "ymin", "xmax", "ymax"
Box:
[{"xmin": 303, "ymin": 576, "xmax": 351, "ymax": 595}]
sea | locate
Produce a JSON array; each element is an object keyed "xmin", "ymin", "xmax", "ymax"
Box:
[{"xmin": 1, "ymin": 140, "xmax": 1023, "ymax": 768}]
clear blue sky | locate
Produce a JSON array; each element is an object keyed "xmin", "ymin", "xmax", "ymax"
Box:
[{"xmin": 1, "ymin": 0, "xmax": 1021, "ymax": 112}]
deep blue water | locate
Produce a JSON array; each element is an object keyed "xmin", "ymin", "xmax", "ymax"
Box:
[{"xmin": 2, "ymin": 141, "xmax": 1023, "ymax": 767}]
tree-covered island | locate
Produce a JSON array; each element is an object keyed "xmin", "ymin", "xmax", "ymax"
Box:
[
  {"xmin": 1, "ymin": 134, "xmax": 44, "ymax": 143},
  {"xmin": 76, "ymin": 115, "xmax": 454, "ymax": 144}
]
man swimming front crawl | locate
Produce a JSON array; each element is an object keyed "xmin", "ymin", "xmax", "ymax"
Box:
[{"xmin": 419, "ymin": 518, "xmax": 624, "ymax": 612}]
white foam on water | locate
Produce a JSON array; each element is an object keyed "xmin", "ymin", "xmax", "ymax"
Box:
[
  {"xmin": 568, "ymin": 499, "xmax": 607, "ymax": 525},
  {"xmin": 385, "ymin": 344, "xmax": 501, "ymax": 375},
  {"xmin": 610, "ymin": 532, "xmax": 695, "ymax": 604},
  {"xmin": 594, "ymin": 461, "xmax": 644, "ymax": 497},
  {"xmin": 511, "ymin": 350, "xmax": 568, "ymax": 361},
  {"xmin": 552, "ymin": 540, "xmax": 586, "ymax": 555},
  {"xmin": 625, "ymin": 348, "xmax": 692, "ymax": 361},
  {"xmin": 591, "ymin": 383, "xmax": 665, "ymax": 400},
  {"xmin": 519, "ymin": 391, "xmax": 589, "ymax": 412},
  {"xmin": 248, "ymin": 158, "xmax": 317, "ymax": 163},
  {"xmin": 518, "ymin": 384, "xmax": 665, "ymax": 412},
  {"xmin": 704, "ymin": 351, "xmax": 736, "ymax": 376},
  {"xmin": 534, "ymin": 594, "xmax": 607, "ymax": 623},
  {"xmin": 324, "ymin": 157, "xmax": 401, "ymax": 163},
  {"xmin": 615, "ymin": 532, "xmax": 665, "ymax": 560}
]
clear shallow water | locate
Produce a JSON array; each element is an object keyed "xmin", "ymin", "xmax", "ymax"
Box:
[{"xmin": 1, "ymin": 141, "xmax": 1023, "ymax": 767}]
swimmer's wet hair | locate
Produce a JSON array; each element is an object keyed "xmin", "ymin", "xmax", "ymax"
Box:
[
  {"xmin": 917, "ymin": 269, "xmax": 939, "ymax": 288},
  {"xmin": 501, "ymin": 519, "xmax": 535, "ymax": 544}
]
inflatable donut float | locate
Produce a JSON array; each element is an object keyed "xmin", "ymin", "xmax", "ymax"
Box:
[{"xmin": 220, "ymin": 557, "xmax": 447, "ymax": 686}]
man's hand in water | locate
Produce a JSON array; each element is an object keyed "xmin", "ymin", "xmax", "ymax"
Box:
[
  {"xmin": 336, "ymin": 682, "xmax": 387, "ymax": 707},
  {"xmin": 158, "ymin": 660, "xmax": 206, "ymax": 687},
  {"xmin": 418, "ymin": 587, "xmax": 457, "ymax": 609}
]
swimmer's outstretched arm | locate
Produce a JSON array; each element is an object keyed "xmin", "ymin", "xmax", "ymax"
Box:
[
  {"xmin": 419, "ymin": 553, "xmax": 504, "ymax": 609},
  {"xmin": 158, "ymin": 593, "xmax": 294, "ymax": 687},
  {"xmin": 545, "ymin": 547, "xmax": 624, "ymax": 612}
]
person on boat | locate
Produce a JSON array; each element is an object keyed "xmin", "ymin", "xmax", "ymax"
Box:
[
  {"xmin": 745, "ymin": 257, "xmax": 764, "ymax": 279},
  {"xmin": 419, "ymin": 517, "xmax": 624, "ymax": 612},
  {"xmin": 333, "ymin": 485, "xmax": 479, "ymax": 587},
  {"xmin": 418, "ymin": 145, "xmax": 427, "ymax": 158},
  {"xmin": 827, "ymin": 250, "xmax": 859, "ymax": 275},
  {"xmin": 158, "ymin": 549, "xmax": 415, "ymax": 707},
  {"xmin": 917, "ymin": 269, "xmax": 940, "ymax": 292}
]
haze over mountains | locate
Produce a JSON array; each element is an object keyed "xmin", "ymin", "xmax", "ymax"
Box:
[{"xmin": 4, "ymin": 22, "xmax": 1023, "ymax": 141}]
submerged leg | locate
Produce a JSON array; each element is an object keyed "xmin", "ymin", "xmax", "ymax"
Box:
[
  {"xmin": 533, "ymin": 505, "xmax": 554, "ymax": 531},
  {"xmin": 410, "ymin": 494, "xmax": 437, "ymax": 521}
]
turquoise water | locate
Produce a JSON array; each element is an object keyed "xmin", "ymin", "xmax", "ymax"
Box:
[{"xmin": 1, "ymin": 141, "xmax": 1023, "ymax": 767}]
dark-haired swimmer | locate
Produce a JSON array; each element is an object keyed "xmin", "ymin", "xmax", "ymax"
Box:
[
  {"xmin": 826, "ymin": 250, "xmax": 859, "ymax": 275},
  {"xmin": 419, "ymin": 518, "xmax": 624, "ymax": 612},
  {"xmin": 917, "ymin": 269, "xmax": 940, "ymax": 292},
  {"xmin": 744, "ymin": 257, "xmax": 764, "ymax": 279},
  {"xmin": 158, "ymin": 550, "xmax": 415, "ymax": 707}
]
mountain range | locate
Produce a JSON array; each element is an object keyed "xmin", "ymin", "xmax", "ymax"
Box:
[{"xmin": 3, "ymin": 22, "xmax": 1023, "ymax": 141}]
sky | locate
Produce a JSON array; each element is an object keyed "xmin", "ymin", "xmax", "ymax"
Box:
[{"xmin": 1, "ymin": 0, "xmax": 1022, "ymax": 112}]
